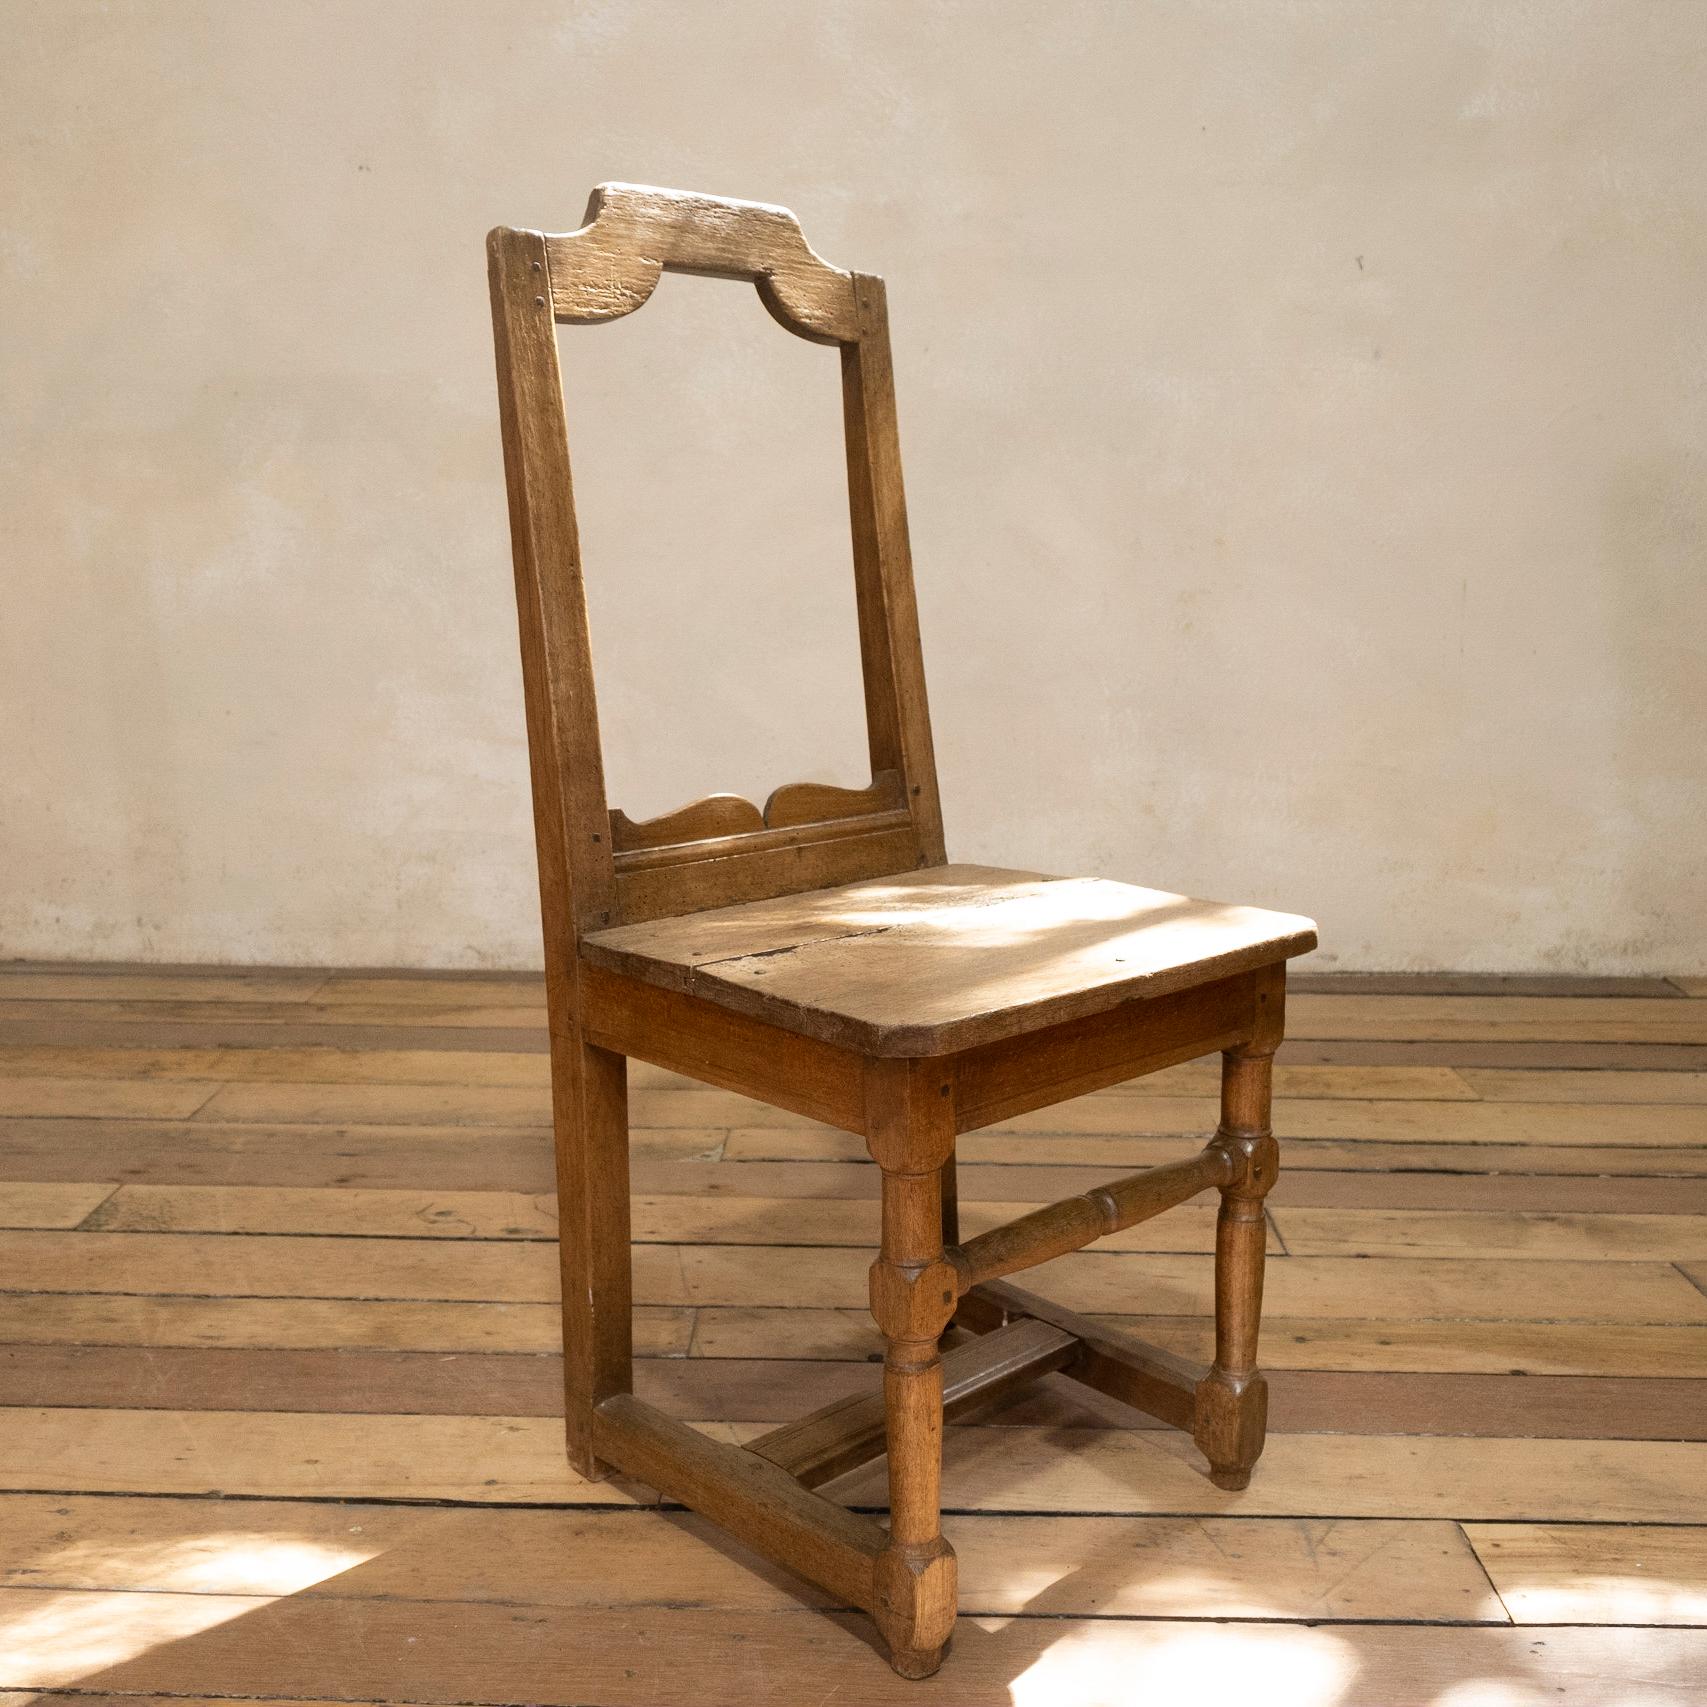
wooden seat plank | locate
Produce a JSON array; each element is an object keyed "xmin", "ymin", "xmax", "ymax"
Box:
[{"xmin": 583, "ymin": 864, "xmax": 1315, "ymax": 1055}]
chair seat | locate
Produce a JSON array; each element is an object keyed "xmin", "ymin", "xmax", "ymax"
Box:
[{"xmin": 581, "ymin": 863, "xmax": 1317, "ymax": 1057}]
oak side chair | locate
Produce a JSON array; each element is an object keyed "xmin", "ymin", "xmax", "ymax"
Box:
[{"xmin": 488, "ymin": 182, "xmax": 1318, "ymax": 1679}]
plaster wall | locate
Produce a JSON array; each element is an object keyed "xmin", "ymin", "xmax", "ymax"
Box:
[{"xmin": 3, "ymin": 1, "xmax": 1703, "ymax": 970}]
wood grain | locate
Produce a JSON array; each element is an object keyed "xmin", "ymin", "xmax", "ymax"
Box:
[
  {"xmin": 986, "ymin": 1094, "xmax": 1707, "ymax": 1145},
  {"xmin": 0, "ymin": 1118, "xmax": 710, "ymax": 1190},
  {"xmin": 12, "ymin": 1115, "xmax": 1707, "ymax": 1193},
  {"xmin": 0, "ymin": 969, "xmax": 329, "ymax": 1001},
  {"xmin": 0, "ymin": 1407, "xmax": 643, "ymax": 1503},
  {"xmin": 546, "ymin": 181, "xmax": 860, "ymax": 341},
  {"xmin": 0, "ymin": 1182, "xmax": 114, "ymax": 1229},
  {"xmin": 1271, "ymin": 1206, "xmax": 1707, "ymax": 1261},
  {"xmin": 1461, "ymin": 1067, "xmax": 1707, "ymax": 1103},
  {"xmin": 0, "ymin": 1492, "xmax": 1498, "ymax": 1621},
  {"xmin": 1289, "ymin": 993, "xmax": 1707, "ymax": 1043},
  {"xmin": 688, "ymin": 1304, "xmax": 1707, "ymax": 1376},
  {"xmin": 8, "ymin": 1599, "xmax": 1703, "ymax": 1704},
  {"xmin": 9, "ymin": 1001, "xmax": 1707, "ymax": 1065},
  {"xmin": 13, "ymin": 1229, "xmax": 1703, "ymax": 1322},
  {"xmin": 3, "ymin": 1404, "xmax": 1703, "ymax": 1521},
  {"xmin": 0, "ymin": 997, "xmax": 545, "ymax": 1028},
  {"xmin": 722, "ymin": 1120, "xmax": 1707, "ymax": 1178},
  {"xmin": 585, "ymin": 865, "xmax": 1313, "ymax": 1055},
  {"xmin": 0, "ymin": 1293, "xmax": 691, "ymax": 1354},
  {"xmin": 75, "ymin": 1180, "xmax": 1250, "ymax": 1253},
  {"xmin": 190, "ymin": 1081, "xmax": 554, "ymax": 1125},
  {"xmin": 0, "ymin": 1076, "xmax": 216, "ymax": 1119},
  {"xmin": 1108, "ymin": 1060, "xmax": 1476, "ymax": 1098},
  {"xmin": 829, "ymin": 1427, "xmax": 1707, "ymax": 1522},
  {"xmin": 1287, "ymin": 973, "xmax": 1685, "ymax": 997},
  {"xmin": 1466, "ymin": 1522, "xmax": 1707, "ymax": 1623},
  {"xmin": 10, "ymin": 1292, "xmax": 1704, "ymax": 1379}
]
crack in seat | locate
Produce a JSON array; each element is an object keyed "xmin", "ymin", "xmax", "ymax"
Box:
[{"xmin": 583, "ymin": 863, "xmax": 1316, "ymax": 1057}]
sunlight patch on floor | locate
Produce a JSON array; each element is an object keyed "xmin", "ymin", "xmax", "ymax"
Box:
[
  {"xmin": 1490, "ymin": 1572, "xmax": 1707, "ymax": 1625},
  {"xmin": 1006, "ymin": 1621, "xmax": 1356, "ymax": 1707},
  {"xmin": 0, "ymin": 1587, "xmax": 264, "ymax": 1685},
  {"xmin": 0, "ymin": 1531, "xmax": 378, "ymax": 1685},
  {"xmin": 14, "ymin": 1529, "xmax": 377, "ymax": 1596}
]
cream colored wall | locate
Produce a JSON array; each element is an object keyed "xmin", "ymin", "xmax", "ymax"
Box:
[{"xmin": 3, "ymin": 0, "xmax": 1703, "ymax": 971}]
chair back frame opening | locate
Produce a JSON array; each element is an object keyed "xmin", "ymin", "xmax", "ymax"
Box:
[{"xmin": 488, "ymin": 182, "xmax": 945, "ymax": 951}]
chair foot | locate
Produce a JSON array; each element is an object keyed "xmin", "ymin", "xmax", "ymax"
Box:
[
  {"xmin": 1193, "ymin": 1367, "xmax": 1268, "ymax": 1489},
  {"xmin": 873, "ymin": 1537, "xmax": 957, "ymax": 1675},
  {"xmin": 567, "ymin": 1445, "xmax": 616, "ymax": 1483},
  {"xmin": 887, "ymin": 1641, "xmax": 947, "ymax": 1680}
]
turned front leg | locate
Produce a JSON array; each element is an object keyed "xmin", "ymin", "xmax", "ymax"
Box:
[
  {"xmin": 866, "ymin": 1063, "xmax": 959, "ymax": 1679},
  {"xmin": 1194, "ymin": 1042, "xmax": 1279, "ymax": 1490}
]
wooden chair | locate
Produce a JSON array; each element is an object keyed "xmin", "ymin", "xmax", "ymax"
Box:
[{"xmin": 487, "ymin": 183, "xmax": 1318, "ymax": 1679}]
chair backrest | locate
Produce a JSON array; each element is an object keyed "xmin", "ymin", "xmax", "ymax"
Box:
[{"xmin": 488, "ymin": 184, "xmax": 945, "ymax": 943}]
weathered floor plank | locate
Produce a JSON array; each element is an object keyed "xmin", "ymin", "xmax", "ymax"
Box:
[
  {"xmin": 1, "ymin": 1596, "xmax": 1701, "ymax": 1704},
  {"xmin": 7, "ymin": 1292, "xmax": 1706, "ymax": 1377},
  {"xmin": 2, "ymin": 1408, "xmax": 1702, "ymax": 1521},
  {"xmin": 8, "ymin": 1229, "xmax": 1706, "ymax": 1319},
  {"xmin": 0, "ymin": 1492, "xmax": 1499, "ymax": 1620},
  {"xmin": 0, "ymin": 1407, "xmax": 642, "ymax": 1504},
  {"xmin": 1466, "ymin": 1522, "xmax": 1707, "ymax": 1624},
  {"xmin": 4, "ymin": 1343, "xmax": 1703, "ymax": 1438},
  {"xmin": 75, "ymin": 1182, "xmax": 1250, "ymax": 1254},
  {"xmin": 1286, "ymin": 994, "xmax": 1707, "ymax": 1044},
  {"xmin": 0, "ymin": 1182, "xmax": 115, "ymax": 1230},
  {"xmin": 691, "ymin": 1305, "xmax": 1707, "ymax": 1377},
  {"xmin": 725, "ymin": 1122, "xmax": 1707, "ymax": 1175}
]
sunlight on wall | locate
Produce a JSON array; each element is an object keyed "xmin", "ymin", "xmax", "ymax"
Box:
[
  {"xmin": 1006, "ymin": 1621, "xmax": 1355, "ymax": 1707},
  {"xmin": 0, "ymin": 1532, "xmax": 376, "ymax": 1685}
]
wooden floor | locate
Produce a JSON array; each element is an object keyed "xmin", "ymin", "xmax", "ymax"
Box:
[{"xmin": 1, "ymin": 966, "xmax": 1705, "ymax": 1704}]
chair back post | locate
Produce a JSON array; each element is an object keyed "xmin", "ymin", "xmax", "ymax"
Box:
[
  {"xmin": 842, "ymin": 272, "xmax": 946, "ymax": 865},
  {"xmin": 488, "ymin": 185, "xmax": 945, "ymax": 955},
  {"xmin": 488, "ymin": 223, "xmax": 618, "ymax": 984}
]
